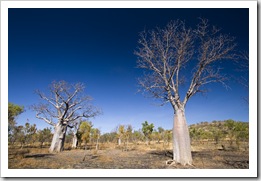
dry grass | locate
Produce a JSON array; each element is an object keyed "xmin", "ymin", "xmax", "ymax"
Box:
[{"xmin": 8, "ymin": 141, "xmax": 249, "ymax": 169}]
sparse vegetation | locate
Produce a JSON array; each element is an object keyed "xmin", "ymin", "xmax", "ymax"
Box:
[
  {"xmin": 189, "ymin": 120, "xmax": 249, "ymax": 151},
  {"xmin": 8, "ymin": 118, "xmax": 248, "ymax": 169},
  {"xmin": 7, "ymin": 8, "xmax": 250, "ymax": 173},
  {"xmin": 142, "ymin": 121, "xmax": 154, "ymax": 145}
]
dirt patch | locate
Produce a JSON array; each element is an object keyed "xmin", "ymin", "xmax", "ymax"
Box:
[{"xmin": 73, "ymin": 149, "xmax": 167, "ymax": 169}]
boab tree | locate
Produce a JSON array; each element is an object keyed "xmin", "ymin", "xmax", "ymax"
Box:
[
  {"xmin": 135, "ymin": 19, "xmax": 236, "ymax": 165},
  {"xmin": 32, "ymin": 80, "xmax": 100, "ymax": 153}
]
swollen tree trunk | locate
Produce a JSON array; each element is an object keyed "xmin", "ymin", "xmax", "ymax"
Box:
[
  {"xmin": 72, "ymin": 133, "xmax": 78, "ymax": 149},
  {"xmin": 49, "ymin": 122, "xmax": 67, "ymax": 153},
  {"xmin": 173, "ymin": 108, "xmax": 193, "ymax": 165}
]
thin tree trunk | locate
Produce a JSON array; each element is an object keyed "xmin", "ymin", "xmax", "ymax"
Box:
[
  {"xmin": 49, "ymin": 122, "xmax": 67, "ymax": 153},
  {"xmin": 96, "ymin": 139, "xmax": 99, "ymax": 150},
  {"xmin": 126, "ymin": 138, "xmax": 128, "ymax": 151},
  {"xmin": 72, "ymin": 133, "xmax": 78, "ymax": 149},
  {"xmin": 20, "ymin": 142, "xmax": 24, "ymax": 149},
  {"xmin": 173, "ymin": 108, "xmax": 193, "ymax": 165},
  {"xmin": 118, "ymin": 138, "xmax": 121, "ymax": 145},
  {"xmin": 145, "ymin": 137, "xmax": 149, "ymax": 145}
]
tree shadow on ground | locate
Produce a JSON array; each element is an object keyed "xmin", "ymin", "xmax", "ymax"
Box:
[
  {"xmin": 149, "ymin": 150, "xmax": 213, "ymax": 160},
  {"xmin": 223, "ymin": 160, "xmax": 249, "ymax": 169},
  {"xmin": 148, "ymin": 150, "xmax": 173, "ymax": 159},
  {"xmin": 191, "ymin": 151, "xmax": 213, "ymax": 158},
  {"xmin": 149, "ymin": 150, "xmax": 213, "ymax": 159},
  {"xmin": 25, "ymin": 153, "xmax": 54, "ymax": 158}
]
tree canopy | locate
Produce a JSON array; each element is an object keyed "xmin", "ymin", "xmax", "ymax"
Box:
[
  {"xmin": 8, "ymin": 102, "xmax": 24, "ymax": 127},
  {"xmin": 8, "ymin": 102, "xmax": 24, "ymax": 137}
]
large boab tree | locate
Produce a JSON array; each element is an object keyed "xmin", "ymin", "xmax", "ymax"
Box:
[
  {"xmin": 33, "ymin": 80, "xmax": 100, "ymax": 153},
  {"xmin": 135, "ymin": 19, "xmax": 236, "ymax": 165}
]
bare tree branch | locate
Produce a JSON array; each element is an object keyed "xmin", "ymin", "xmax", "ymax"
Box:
[
  {"xmin": 32, "ymin": 80, "xmax": 101, "ymax": 127},
  {"xmin": 136, "ymin": 18, "xmax": 237, "ymax": 111},
  {"xmin": 31, "ymin": 104, "xmax": 56, "ymax": 126}
]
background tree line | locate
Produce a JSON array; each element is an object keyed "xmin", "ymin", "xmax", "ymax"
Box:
[
  {"xmin": 189, "ymin": 119, "xmax": 249, "ymax": 150},
  {"xmin": 8, "ymin": 102, "xmax": 248, "ymax": 151}
]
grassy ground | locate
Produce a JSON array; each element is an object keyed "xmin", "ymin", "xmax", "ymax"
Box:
[{"xmin": 8, "ymin": 141, "xmax": 249, "ymax": 169}]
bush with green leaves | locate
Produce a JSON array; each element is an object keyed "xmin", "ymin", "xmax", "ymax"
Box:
[
  {"xmin": 77, "ymin": 121, "xmax": 92, "ymax": 149},
  {"xmin": 37, "ymin": 127, "xmax": 53, "ymax": 148},
  {"xmin": 141, "ymin": 121, "xmax": 154, "ymax": 145},
  {"xmin": 8, "ymin": 102, "xmax": 24, "ymax": 142}
]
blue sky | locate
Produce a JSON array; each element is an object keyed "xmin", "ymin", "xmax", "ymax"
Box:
[{"xmin": 8, "ymin": 8, "xmax": 249, "ymax": 133}]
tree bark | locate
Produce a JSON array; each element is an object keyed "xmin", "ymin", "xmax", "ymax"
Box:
[
  {"xmin": 72, "ymin": 133, "xmax": 78, "ymax": 148},
  {"xmin": 173, "ymin": 108, "xmax": 193, "ymax": 165},
  {"xmin": 49, "ymin": 122, "xmax": 67, "ymax": 153}
]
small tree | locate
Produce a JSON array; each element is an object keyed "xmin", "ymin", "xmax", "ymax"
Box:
[
  {"xmin": 32, "ymin": 80, "xmax": 100, "ymax": 152},
  {"xmin": 38, "ymin": 127, "xmax": 53, "ymax": 148},
  {"xmin": 234, "ymin": 121, "xmax": 248, "ymax": 150},
  {"xmin": 224, "ymin": 119, "xmax": 237, "ymax": 146},
  {"xmin": 151, "ymin": 131, "xmax": 159, "ymax": 143},
  {"xmin": 91, "ymin": 128, "xmax": 101, "ymax": 150},
  {"xmin": 8, "ymin": 102, "xmax": 24, "ymax": 143},
  {"xmin": 117, "ymin": 125, "xmax": 125, "ymax": 146},
  {"xmin": 132, "ymin": 130, "xmax": 143, "ymax": 144},
  {"xmin": 154, "ymin": 127, "xmax": 165, "ymax": 144},
  {"xmin": 210, "ymin": 126, "xmax": 225, "ymax": 145},
  {"xmin": 13, "ymin": 126, "xmax": 24, "ymax": 147},
  {"xmin": 163, "ymin": 130, "xmax": 172, "ymax": 146},
  {"xmin": 189, "ymin": 127, "xmax": 199, "ymax": 142},
  {"xmin": 158, "ymin": 127, "xmax": 165, "ymax": 134},
  {"xmin": 125, "ymin": 125, "xmax": 133, "ymax": 150},
  {"xmin": 15, "ymin": 122, "xmax": 37, "ymax": 148},
  {"xmin": 100, "ymin": 132, "xmax": 117, "ymax": 143},
  {"xmin": 141, "ymin": 121, "xmax": 154, "ymax": 145},
  {"xmin": 78, "ymin": 121, "xmax": 92, "ymax": 150},
  {"xmin": 24, "ymin": 122, "xmax": 37, "ymax": 147}
]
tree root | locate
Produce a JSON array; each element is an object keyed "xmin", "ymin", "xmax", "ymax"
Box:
[
  {"xmin": 165, "ymin": 160, "xmax": 196, "ymax": 168},
  {"xmin": 166, "ymin": 159, "xmax": 176, "ymax": 166}
]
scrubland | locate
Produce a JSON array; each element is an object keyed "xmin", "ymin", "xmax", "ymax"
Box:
[{"xmin": 8, "ymin": 140, "xmax": 248, "ymax": 169}]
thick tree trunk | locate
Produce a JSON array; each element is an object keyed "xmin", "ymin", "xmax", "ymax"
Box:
[
  {"xmin": 49, "ymin": 122, "xmax": 67, "ymax": 153},
  {"xmin": 173, "ymin": 108, "xmax": 193, "ymax": 165},
  {"xmin": 72, "ymin": 133, "xmax": 78, "ymax": 148}
]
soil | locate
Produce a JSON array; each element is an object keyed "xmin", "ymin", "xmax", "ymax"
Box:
[{"xmin": 8, "ymin": 147, "xmax": 249, "ymax": 169}]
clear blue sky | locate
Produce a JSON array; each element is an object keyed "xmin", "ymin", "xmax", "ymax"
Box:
[{"xmin": 8, "ymin": 8, "xmax": 249, "ymax": 133}]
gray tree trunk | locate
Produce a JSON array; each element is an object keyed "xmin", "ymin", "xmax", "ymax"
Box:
[
  {"xmin": 72, "ymin": 133, "xmax": 78, "ymax": 148},
  {"xmin": 145, "ymin": 137, "xmax": 149, "ymax": 145},
  {"xmin": 49, "ymin": 122, "xmax": 67, "ymax": 153},
  {"xmin": 173, "ymin": 108, "xmax": 193, "ymax": 165}
]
